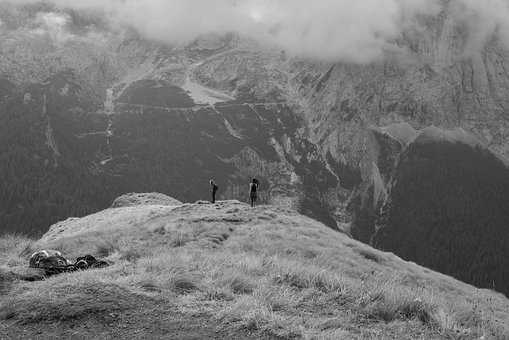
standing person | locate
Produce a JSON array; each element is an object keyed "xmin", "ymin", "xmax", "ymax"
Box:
[
  {"xmin": 249, "ymin": 178, "xmax": 259, "ymax": 207},
  {"xmin": 210, "ymin": 179, "xmax": 218, "ymax": 203}
]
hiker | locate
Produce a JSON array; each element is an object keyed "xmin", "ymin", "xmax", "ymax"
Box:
[
  {"xmin": 249, "ymin": 178, "xmax": 259, "ymax": 207},
  {"xmin": 210, "ymin": 179, "xmax": 218, "ymax": 203}
]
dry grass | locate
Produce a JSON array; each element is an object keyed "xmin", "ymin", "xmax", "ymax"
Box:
[
  {"xmin": 0, "ymin": 234, "xmax": 33, "ymax": 267},
  {"xmin": 0, "ymin": 279, "xmax": 151, "ymax": 324},
  {"xmin": 1, "ymin": 201, "xmax": 509, "ymax": 339}
]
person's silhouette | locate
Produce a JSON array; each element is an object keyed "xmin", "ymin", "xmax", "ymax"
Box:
[
  {"xmin": 210, "ymin": 179, "xmax": 218, "ymax": 203},
  {"xmin": 249, "ymin": 178, "xmax": 259, "ymax": 207}
]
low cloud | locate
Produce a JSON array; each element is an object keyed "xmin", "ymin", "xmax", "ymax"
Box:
[
  {"xmin": 2, "ymin": 0, "xmax": 509, "ymax": 62},
  {"xmin": 452, "ymin": 0, "xmax": 509, "ymax": 54},
  {"xmin": 34, "ymin": 11, "xmax": 72, "ymax": 44}
]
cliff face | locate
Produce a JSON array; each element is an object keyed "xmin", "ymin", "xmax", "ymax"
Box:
[
  {"xmin": 348, "ymin": 123, "xmax": 417, "ymax": 243},
  {"xmin": 289, "ymin": 4, "xmax": 509, "ymax": 176}
]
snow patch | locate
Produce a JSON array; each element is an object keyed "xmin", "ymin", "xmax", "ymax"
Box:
[
  {"xmin": 183, "ymin": 61, "xmax": 234, "ymax": 105},
  {"xmin": 58, "ymin": 84, "xmax": 70, "ymax": 96},
  {"xmin": 23, "ymin": 93, "xmax": 32, "ymax": 104},
  {"xmin": 183, "ymin": 76, "xmax": 234, "ymax": 105},
  {"xmin": 45, "ymin": 119, "xmax": 61, "ymax": 166},
  {"xmin": 104, "ymin": 88, "xmax": 114, "ymax": 114},
  {"xmin": 223, "ymin": 118, "xmax": 243, "ymax": 139}
]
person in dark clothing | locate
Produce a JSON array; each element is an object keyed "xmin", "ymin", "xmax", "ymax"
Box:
[
  {"xmin": 249, "ymin": 178, "xmax": 259, "ymax": 207},
  {"xmin": 210, "ymin": 179, "xmax": 218, "ymax": 203}
]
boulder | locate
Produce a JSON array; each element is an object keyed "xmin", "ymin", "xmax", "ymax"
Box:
[{"xmin": 111, "ymin": 193, "xmax": 182, "ymax": 208}]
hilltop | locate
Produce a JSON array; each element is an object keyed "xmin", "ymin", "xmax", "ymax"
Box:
[{"xmin": 1, "ymin": 194, "xmax": 509, "ymax": 339}]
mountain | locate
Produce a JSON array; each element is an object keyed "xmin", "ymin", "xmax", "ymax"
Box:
[
  {"xmin": 2, "ymin": 194, "xmax": 509, "ymax": 339},
  {"xmin": 351, "ymin": 124, "xmax": 509, "ymax": 295},
  {"xmin": 2, "ymin": 1, "xmax": 509, "ymax": 298},
  {"xmin": 3, "ymin": 1, "xmax": 509, "ymax": 238},
  {"xmin": 0, "ymin": 4, "xmax": 343, "ymax": 235}
]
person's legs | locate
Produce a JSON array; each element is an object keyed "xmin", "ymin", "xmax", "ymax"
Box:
[{"xmin": 212, "ymin": 192, "xmax": 215, "ymax": 203}]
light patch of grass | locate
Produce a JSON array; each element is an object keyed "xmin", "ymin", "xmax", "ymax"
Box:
[
  {"xmin": 254, "ymin": 285, "xmax": 301, "ymax": 312},
  {"xmin": 0, "ymin": 267, "xmax": 17, "ymax": 295},
  {"xmin": 357, "ymin": 248, "xmax": 384, "ymax": 263},
  {"xmin": 118, "ymin": 247, "xmax": 144, "ymax": 263},
  {"xmin": 169, "ymin": 231, "xmax": 194, "ymax": 247},
  {"xmin": 267, "ymin": 256, "xmax": 346, "ymax": 293},
  {"xmin": 433, "ymin": 297, "xmax": 508, "ymax": 339},
  {"xmin": 130, "ymin": 253, "xmax": 202, "ymax": 295},
  {"xmin": 218, "ymin": 270, "xmax": 255, "ymax": 295},
  {"xmin": 0, "ymin": 234, "xmax": 34, "ymax": 267},
  {"xmin": 358, "ymin": 280, "xmax": 436, "ymax": 324},
  {"xmin": 0, "ymin": 275, "xmax": 152, "ymax": 324},
  {"xmin": 168, "ymin": 269, "xmax": 200, "ymax": 294},
  {"xmin": 94, "ymin": 239, "xmax": 119, "ymax": 258},
  {"xmin": 218, "ymin": 295, "xmax": 302, "ymax": 338}
]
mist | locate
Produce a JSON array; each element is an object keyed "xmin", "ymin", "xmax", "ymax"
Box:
[
  {"xmin": 3, "ymin": 0, "xmax": 509, "ymax": 62},
  {"xmin": 452, "ymin": 0, "xmax": 509, "ymax": 55}
]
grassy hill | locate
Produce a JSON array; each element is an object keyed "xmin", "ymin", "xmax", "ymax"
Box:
[{"xmin": 1, "ymin": 195, "xmax": 509, "ymax": 339}]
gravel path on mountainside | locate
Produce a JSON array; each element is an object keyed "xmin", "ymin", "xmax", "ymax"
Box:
[{"xmin": 0, "ymin": 300, "xmax": 272, "ymax": 339}]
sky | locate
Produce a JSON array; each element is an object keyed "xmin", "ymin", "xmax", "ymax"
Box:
[{"xmin": 3, "ymin": 0, "xmax": 509, "ymax": 62}]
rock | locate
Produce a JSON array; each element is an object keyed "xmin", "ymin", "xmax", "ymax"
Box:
[
  {"xmin": 349, "ymin": 124, "xmax": 411, "ymax": 243},
  {"xmin": 195, "ymin": 200, "xmax": 212, "ymax": 205},
  {"xmin": 111, "ymin": 193, "xmax": 182, "ymax": 208}
]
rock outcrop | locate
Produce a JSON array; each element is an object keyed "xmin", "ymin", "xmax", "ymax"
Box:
[
  {"xmin": 111, "ymin": 193, "xmax": 182, "ymax": 208},
  {"xmin": 349, "ymin": 123, "xmax": 417, "ymax": 243}
]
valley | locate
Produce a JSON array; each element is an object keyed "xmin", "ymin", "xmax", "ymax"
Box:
[{"xmin": 2, "ymin": 1, "xmax": 509, "ymax": 300}]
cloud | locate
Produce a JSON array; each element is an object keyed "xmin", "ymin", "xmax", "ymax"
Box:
[
  {"xmin": 3, "ymin": 0, "xmax": 509, "ymax": 62},
  {"xmin": 1, "ymin": 0, "xmax": 444, "ymax": 62},
  {"xmin": 242, "ymin": 0, "xmax": 442, "ymax": 62},
  {"xmin": 34, "ymin": 11, "xmax": 72, "ymax": 44},
  {"xmin": 451, "ymin": 0, "xmax": 509, "ymax": 54},
  {"xmin": 101, "ymin": 0, "xmax": 443, "ymax": 62}
]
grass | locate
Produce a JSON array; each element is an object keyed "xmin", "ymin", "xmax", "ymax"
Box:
[
  {"xmin": 1, "ymin": 200, "xmax": 509, "ymax": 339},
  {"xmin": 0, "ymin": 279, "xmax": 150, "ymax": 323}
]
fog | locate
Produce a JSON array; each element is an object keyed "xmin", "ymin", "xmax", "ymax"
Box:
[
  {"xmin": 3, "ymin": 0, "xmax": 509, "ymax": 62},
  {"xmin": 43, "ymin": 0, "xmax": 442, "ymax": 62}
]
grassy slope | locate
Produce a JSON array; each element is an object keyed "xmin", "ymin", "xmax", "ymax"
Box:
[{"xmin": 1, "ymin": 199, "xmax": 509, "ymax": 339}]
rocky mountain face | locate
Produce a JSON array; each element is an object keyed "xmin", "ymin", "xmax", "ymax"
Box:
[
  {"xmin": 0, "ymin": 3, "xmax": 343, "ymax": 235},
  {"xmin": 291, "ymin": 6, "xmax": 509, "ymax": 176}
]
